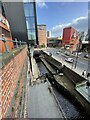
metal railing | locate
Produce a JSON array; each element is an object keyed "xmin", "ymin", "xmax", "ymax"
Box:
[{"xmin": 0, "ymin": 34, "xmax": 27, "ymax": 53}]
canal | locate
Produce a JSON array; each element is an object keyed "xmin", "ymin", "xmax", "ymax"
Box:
[{"xmin": 37, "ymin": 59, "xmax": 89, "ymax": 119}]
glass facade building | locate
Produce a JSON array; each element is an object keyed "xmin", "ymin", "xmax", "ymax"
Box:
[{"xmin": 24, "ymin": 0, "xmax": 38, "ymax": 45}]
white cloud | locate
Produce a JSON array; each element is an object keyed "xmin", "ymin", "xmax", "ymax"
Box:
[
  {"xmin": 37, "ymin": 2, "xmax": 47, "ymax": 8},
  {"xmin": 51, "ymin": 16, "xmax": 88, "ymax": 37},
  {"xmin": 36, "ymin": 0, "xmax": 47, "ymax": 8}
]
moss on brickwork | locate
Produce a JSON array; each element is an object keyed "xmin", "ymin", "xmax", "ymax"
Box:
[{"xmin": 0, "ymin": 46, "xmax": 26, "ymax": 68}]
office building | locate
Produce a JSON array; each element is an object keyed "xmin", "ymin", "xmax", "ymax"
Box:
[
  {"xmin": 37, "ymin": 24, "xmax": 47, "ymax": 47},
  {"xmin": 62, "ymin": 26, "xmax": 79, "ymax": 52},
  {"xmin": 47, "ymin": 37, "xmax": 62, "ymax": 47},
  {"xmin": 2, "ymin": 0, "xmax": 38, "ymax": 45}
]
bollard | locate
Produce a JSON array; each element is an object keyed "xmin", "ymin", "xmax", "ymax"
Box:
[{"xmin": 2, "ymin": 34, "xmax": 9, "ymax": 53}]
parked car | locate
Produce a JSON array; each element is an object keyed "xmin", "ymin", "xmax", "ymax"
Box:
[
  {"xmin": 84, "ymin": 54, "xmax": 90, "ymax": 58},
  {"xmin": 64, "ymin": 51, "xmax": 70, "ymax": 56},
  {"xmin": 56, "ymin": 51, "xmax": 60, "ymax": 55},
  {"xmin": 65, "ymin": 57, "xmax": 73, "ymax": 63}
]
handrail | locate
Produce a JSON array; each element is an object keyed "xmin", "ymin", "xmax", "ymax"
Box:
[{"xmin": 0, "ymin": 36, "xmax": 27, "ymax": 53}]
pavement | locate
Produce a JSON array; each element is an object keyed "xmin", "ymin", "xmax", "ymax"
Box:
[{"xmin": 28, "ymin": 81, "xmax": 64, "ymax": 118}]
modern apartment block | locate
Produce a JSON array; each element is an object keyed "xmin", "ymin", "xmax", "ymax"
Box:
[
  {"xmin": 2, "ymin": 0, "xmax": 38, "ymax": 45},
  {"xmin": 37, "ymin": 24, "xmax": 47, "ymax": 47}
]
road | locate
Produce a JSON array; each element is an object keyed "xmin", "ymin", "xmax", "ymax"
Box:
[{"xmin": 44, "ymin": 48, "xmax": 90, "ymax": 75}]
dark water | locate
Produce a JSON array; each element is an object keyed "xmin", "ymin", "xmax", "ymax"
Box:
[{"xmin": 37, "ymin": 60, "xmax": 88, "ymax": 119}]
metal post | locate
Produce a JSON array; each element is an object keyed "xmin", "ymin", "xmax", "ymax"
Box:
[
  {"xmin": 2, "ymin": 34, "xmax": 9, "ymax": 53},
  {"xmin": 74, "ymin": 51, "xmax": 79, "ymax": 69},
  {"xmin": 15, "ymin": 38, "xmax": 18, "ymax": 48},
  {"xmin": 27, "ymin": 43, "xmax": 32, "ymax": 72},
  {"xmin": 20, "ymin": 41, "xmax": 21, "ymax": 46}
]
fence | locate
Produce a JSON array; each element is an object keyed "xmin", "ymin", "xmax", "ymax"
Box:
[{"xmin": 0, "ymin": 35, "xmax": 27, "ymax": 53}]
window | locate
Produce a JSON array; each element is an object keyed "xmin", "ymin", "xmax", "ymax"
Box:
[
  {"xmin": 26, "ymin": 17, "xmax": 35, "ymax": 29},
  {"xmin": 29, "ymin": 3, "xmax": 34, "ymax": 16},
  {"xmin": 24, "ymin": 3, "xmax": 34, "ymax": 17},
  {"xmin": 24, "ymin": 4, "xmax": 30, "ymax": 16},
  {"xmin": 28, "ymin": 30, "xmax": 36, "ymax": 40}
]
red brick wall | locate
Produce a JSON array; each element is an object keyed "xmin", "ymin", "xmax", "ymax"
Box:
[{"xmin": 0, "ymin": 47, "xmax": 27, "ymax": 118}]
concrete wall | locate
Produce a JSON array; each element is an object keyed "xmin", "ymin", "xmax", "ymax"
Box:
[
  {"xmin": 62, "ymin": 65, "xmax": 86, "ymax": 85},
  {"xmin": 0, "ymin": 47, "xmax": 28, "ymax": 118}
]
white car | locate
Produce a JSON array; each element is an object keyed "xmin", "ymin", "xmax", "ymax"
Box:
[
  {"xmin": 65, "ymin": 57, "xmax": 73, "ymax": 63},
  {"xmin": 56, "ymin": 51, "xmax": 60, "ymax": 54}
]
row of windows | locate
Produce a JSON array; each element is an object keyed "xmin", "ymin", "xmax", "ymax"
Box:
[
  {"xmin": 26, "ymin": 17, "xmax": 35, "ymax": 29},
  {"xmin": 24, "ymin": 3, "xmax": 34, "ymax": 17},
  {"xmin": 27, "ymin": 29, "xmax": 36, "ymax": 40},
  {"xmin": 24, "ymin": 2, "xmax": 36, "ymax": 41}
]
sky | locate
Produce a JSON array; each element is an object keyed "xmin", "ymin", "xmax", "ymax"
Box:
[{"xmin": 36, "ymin": 2, "xmax": 88, "ymax": 37}]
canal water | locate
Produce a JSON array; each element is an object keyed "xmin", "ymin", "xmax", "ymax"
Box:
[{"xmin": 37, "ymin": 60, "xmax": 89, "ymax": 119}]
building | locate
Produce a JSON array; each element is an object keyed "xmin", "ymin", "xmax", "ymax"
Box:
[
  {"xmin": 0, "ymin": 1, "xmax": 14, "ymax": 53},
  {"xmin": 47, "ymin": 37, "xmax": 62, "ymax": 47},
  {"xmin": 24, "ymin": 0, "xmax": 38, "ymax": 45},
  {"xmin": 37, "ymin": 24, "xmax": 47, "ymax": 47},
  {"xmin": 47, "ymin": 31, "xmax": 51, "ymax": 38},
  {"xmin": 2, "ymin": 0, "xmax": 38, "ymax": 45},
  {"xmin": 62, "ymin": 26, "xmax": 79, "ymax": 52},
  {"xmin": 0, "ymin": 0, "xmax": 38, "ymax": 118}
]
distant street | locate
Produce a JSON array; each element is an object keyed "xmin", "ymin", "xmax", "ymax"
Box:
[{"xmin": 45, "ymin": 48, "xmax": 90, "ymax": 75}]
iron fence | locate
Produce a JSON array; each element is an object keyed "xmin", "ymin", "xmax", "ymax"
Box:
[{"xmin": 0, "ymin": 35, "xmax": 27, "ymax": 53}]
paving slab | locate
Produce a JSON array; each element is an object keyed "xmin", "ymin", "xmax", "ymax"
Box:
[{"xmin": 28, "ymin": 82, "xmax": 64, "ymax": 118}]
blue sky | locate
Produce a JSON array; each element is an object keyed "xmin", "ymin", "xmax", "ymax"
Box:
[{"xmin": 36, "ymin": 2, "xmax": 88, "ymax": 37}]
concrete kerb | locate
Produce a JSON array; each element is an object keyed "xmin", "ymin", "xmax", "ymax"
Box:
[{"xmin": 47, "ymin": 80, "xmax": 67, "ymax": 119}]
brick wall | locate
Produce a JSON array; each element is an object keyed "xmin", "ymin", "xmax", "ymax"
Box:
[{"xmin": 0, "ymin": 46, "xmax": 28, "ymax": 118}]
